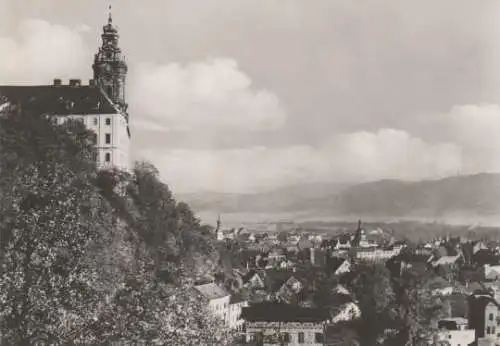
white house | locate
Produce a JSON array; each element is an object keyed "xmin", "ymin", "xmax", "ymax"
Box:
[
  {"xmin": 435, "ymin": 318, "xmax": 475, "ymax": 346},
  {"xmin": 485, "ymin": 265, "xmax": 500, "ymax": 281},
  {"xmin": 228, "ymin": 295, "xmax": 249, "ymax": 330},
  {"xmin": 194, "ymin": 283, "xmax": 231, "ymax": 325},
  {"xmin": 331, "ymin": 302, "xmax": 361, "ymax": 324},
  {"xmin": 332, "ymin": 258, "xmax": 351, "ymax": 275}
]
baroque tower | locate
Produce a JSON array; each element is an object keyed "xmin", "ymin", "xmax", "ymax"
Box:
[
  {"xmin": 92, "ymin": 6, "xmax": 128, "ymax": 112},
  {"xmin": 0, "ymin": 5, "xmax": 131, "ymax": 172}
]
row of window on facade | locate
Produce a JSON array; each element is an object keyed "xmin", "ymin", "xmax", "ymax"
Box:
[
  {"xmin": 93, "ymin": 117, "xmax": 112, "ymax": 126},
  {"xmin": 216, "ymin": 303, "xmax": 229, "ymax": 311},
  {"xmin": 92, "ymin": 152, "xmax": 112, "ymax": 163},
  {"xmin": 249, "ymin": 332, "xmax": 323, "ymax": 344},
  {"xmin": 488, "ymin": 313, "xmax": 500, "ymax": 323},
  {"xmin": 90, "ymin": 133, "xmax": 112, "ymax": 145},
  {"xmin": 486, "ymin": 326, "xmax": 499, "ymax": 337}
]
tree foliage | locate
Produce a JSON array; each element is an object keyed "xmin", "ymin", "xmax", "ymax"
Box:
[
  {"xmin": 0, "ymin": 104, "xmax": 230, "ymax": 344},
  {"xmin": 346, "ymin": 263, "xmax": 446, "ymax": 346},
  {"xmin": 392, "ymin": 267, "xmax": 447, "ymax": 346},
  {"xmin": 347, "ymin": 264, "xmax": 396, "ymax": 345}
]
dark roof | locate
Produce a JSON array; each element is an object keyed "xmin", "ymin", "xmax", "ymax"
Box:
[
  {"xmin": 242, "ymin": 270, "xmax": 263, "ymax": 284},
  {"xmin": 264, "ymin": 270, "xmax": 298, "ymax": 292},
  {"xmin": 230, "ymin": 293, "xmax": 247, "ymax": 304},
  {"xmin": 329, "ymin": 293, "xmax": 355, "ymax": 313},
  {"xmin": 0, "ymin": 85, "xmax": 118, "ymax": 115},
  {"xmin": 241, "ymin": 302, "xmax": 330, "ymax": 323},
  {"xmin": 328, "ymin": 257, "xmax": 347, "ymax": 272},
  {"xmin": 324, "ymin": 323, "xmax": 359, "ymax": 345},
  {"xmin": 469, "ymin": 294, "xmax": 500, "ymax": 311},
  {"xmin": 337, "ymin": 234, "xmax": 351, "ymax": 243},
  {"xmin": 442, "ymin": 294, "xmax": 469, "ymax": 318},
  {"xmin": 395, "ymin": 252, "xmax": 431, "ymax": 263}
]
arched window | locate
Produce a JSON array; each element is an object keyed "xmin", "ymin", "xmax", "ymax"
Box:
[{"xmin": 105, "ymin": 153, "xmax": 111, "ymax": 162}]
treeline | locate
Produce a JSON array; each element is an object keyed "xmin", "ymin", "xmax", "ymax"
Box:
[
  {"xmin": 307, "ymin": 262, "xmax": 446, "ymax": 346},
  {"xmin": 0, "ymin": 103, "xmax": 229, "ymax": 345}
]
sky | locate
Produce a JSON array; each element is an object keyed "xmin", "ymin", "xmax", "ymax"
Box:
[{"xmin": 1, "ymin": 0, "xmax": 500, "ymax": 194}]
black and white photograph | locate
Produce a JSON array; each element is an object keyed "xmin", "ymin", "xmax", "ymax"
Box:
[{"xmin": 0, "ymin": 1, "xmax": 500, "ymax": 345}]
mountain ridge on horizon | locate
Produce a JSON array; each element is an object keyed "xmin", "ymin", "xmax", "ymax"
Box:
[{"xmin": 177, "ymin": 173, "xmax": 500, "ymax": 223}]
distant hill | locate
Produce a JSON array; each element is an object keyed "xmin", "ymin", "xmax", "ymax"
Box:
[
  {"xmin": 177, "ymin": 182, "xmax": 349, "ymax": 214},
  {"xmin": 178, "ymin": 174, "xmax": 500, "ymax": 224}
]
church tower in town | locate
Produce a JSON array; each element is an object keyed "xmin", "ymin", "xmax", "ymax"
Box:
[{"xmin": 92, "ymin": 6, "xmax": 128, "ymax": 113}]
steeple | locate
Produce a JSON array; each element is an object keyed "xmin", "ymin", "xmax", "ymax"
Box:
[
  {"xmin": 92, "ymin": 5, "xmax": 128, "ymax": 114},
  {"xmin": 108, "ymin": 5, "xmax": 113, "ymax": 25},
  {"xmin": 216, "ymin": 214, "xmax": 221, "ymax": 231},
  {"xmin": 215, "ymin": 214, "xmax": 223, "ymax": 240}
]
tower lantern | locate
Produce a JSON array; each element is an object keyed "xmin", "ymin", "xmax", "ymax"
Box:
[{"xmin": 92, "ymin": 5, "xmax": 128, "ymax": 114}]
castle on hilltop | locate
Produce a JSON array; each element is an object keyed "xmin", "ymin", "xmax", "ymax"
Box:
[{"xmin": 0, "ymin": 7, "xmax": 131, "ymax": 171}]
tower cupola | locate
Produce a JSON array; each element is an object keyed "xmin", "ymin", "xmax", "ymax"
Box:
[{"xmin": 92, "ymin": 5, "xmax": 128, "ymax": 114}]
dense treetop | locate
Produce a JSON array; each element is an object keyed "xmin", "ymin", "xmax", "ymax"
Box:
[{"xmin": 0, "ymin": 103, "xmax": 229, "ymax": 345}]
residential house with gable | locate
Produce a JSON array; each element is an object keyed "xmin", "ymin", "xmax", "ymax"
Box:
[
  {"xmin": 194, "ymin": 283, "xmax": 231, "ymax": 326},
  {"xmin": 485, "ymin": 264, "xmax": 500, "ymax": 281},
  {"xmin": 468, "ymin": 293, "xmax": 500, "ymax": 343}
]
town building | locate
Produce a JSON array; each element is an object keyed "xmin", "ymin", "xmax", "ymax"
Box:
[
  {"xmin": 327, "ymin": 257, "xmax": 351, "ymax": 276},
  {"xmin": 228, "ymin": 295, "xmax": 249, "ymax": 330},
  {"xmin": 194, "ymin": 283, "xmax": 231, "ymax": 326},
  {"xmin": 468, "ymin": 293, "xmax": 500, "ymax": 343},
  {"xmin": 485, "ymin": 264, "xmax": 500, "ymax": 281},
  {"xmin": 434, "ymin": 318, "xmax": 475, "ymax": 346},
  {"xmin": 242, "ymin": 303, "xmax": 330, "ymax": 345},
  {"xmin": 0, "ymin": 8, "xmax": 130, "ymax": 171},
  {"xmin": 354, "ymin": 246, "xmax": 402, "ymax": 262},
  {"xmin": 310, "ymin": 248, "xmax": 326, "ymax": 267}
]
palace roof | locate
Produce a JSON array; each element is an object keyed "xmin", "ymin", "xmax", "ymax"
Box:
[{"xmin": 0, "ymin": 84, "xmax": 118, "ymax": 116}]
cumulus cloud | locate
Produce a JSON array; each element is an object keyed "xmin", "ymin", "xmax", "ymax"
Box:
[
  {"xmin": 0, "ymin": 19, "xmax": 89, "ymax": 85},
  {"xmin": 432, "ymin": 104, "xmax": 500, "ymax": 174},
  {"xmin": 141, "ymin": 128, "xmax": 462, "ymax": 194},
  {"xmin": 140, "ymin": 103, "xmax": 500, "ymax": 194},
  {"xmin": 129, "ymin": 58, "xmax": 286, "ymax": 132},
  {"xmin": 321, "ymin": 129, "xmax": 461, "ymax": 182},
  {"xmin": 140, "ymin": 145, "xmax": 327, "ymax": 194}
]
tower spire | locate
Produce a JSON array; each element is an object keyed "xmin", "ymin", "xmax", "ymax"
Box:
[
  {"xmin": 216, "ymin": 214, "xmax": 221, "ymax": 231},
  {"xmin": 93, "ymin": 3, "xmax": 128, "ymax": 113},
  {"xmin": 108, "ymin": 5, "xmax": 113, "ymax": 25}
]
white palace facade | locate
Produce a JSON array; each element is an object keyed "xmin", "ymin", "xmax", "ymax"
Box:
[{"xmin": 0, "ymin": 9, "xmax": 131, "ymax": 171}]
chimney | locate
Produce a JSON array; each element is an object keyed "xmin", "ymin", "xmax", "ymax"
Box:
[
  {"xmin": 89, "ymin": 79, "xmax": 95, "ymax": 87},
  {"xmin": 53, "ymin": 78, "xmax": 62, "ymax": 86},
  {"xmin": 69, "ymin": 79, "xmax": 81, "ymax": 87}
]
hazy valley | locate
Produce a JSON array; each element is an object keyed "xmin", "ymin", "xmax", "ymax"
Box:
[{"xmin": 179, "ymin": 173, "xmax": 500, "ymax": 227}]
